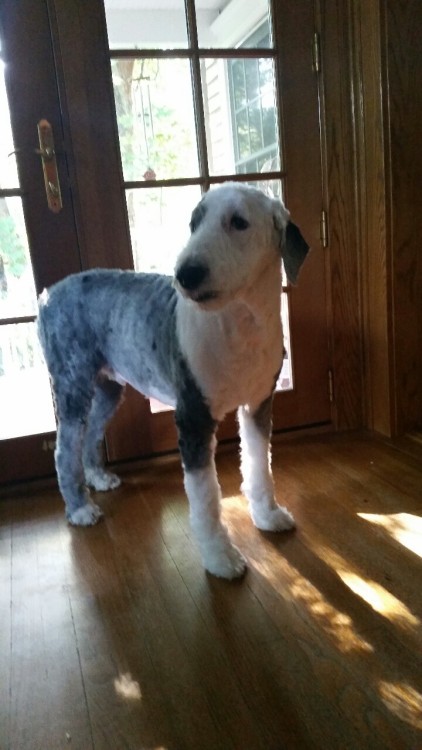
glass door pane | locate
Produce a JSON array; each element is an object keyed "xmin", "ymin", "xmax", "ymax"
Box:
[
  {"xmin": 0, "ymin": 57, "xmax": 55, "ymax": 439},
  {"xmin": 111, "ymin": 57, "xmax": 199, "ymax": 182},
  {"xmin": 105, "ymin": 0, "xmax": 188, "ymax": 49},
  {"xmin": 196, "ymin": 0, "xmax": 272, "ymax": 48},
  {"xmin": 201, "ymin": 54, "xmax": 281, "ymax": 178},
  {"xmin": 126, "ymin": 185, "xmax": 201, "ymax": 274}
]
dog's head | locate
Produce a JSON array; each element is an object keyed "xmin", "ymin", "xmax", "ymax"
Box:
[{"xmin": 174, "ymin": 183, "xmax": 309, "ymax": 309}]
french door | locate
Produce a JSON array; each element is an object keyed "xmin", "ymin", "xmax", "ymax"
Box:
[
  {"xmin": 101, "ymin": 0, "xmax": 332, "ymax": 460},
  {"xmin": 0, "ymin": 2, "xmax": 82, "ymax": 482},
  {"xmin": 0, "ymin": 0, "xmax": 331, "ymax": 484}
]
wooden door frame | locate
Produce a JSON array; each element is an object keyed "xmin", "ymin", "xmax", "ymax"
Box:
[
  {"xmin": 0, "ymin": 0, "xmax": 85, "ymax": 483},
  {"xmin": 0, "ymin": 0, "xmax": 83, "ymax": 291},
  {"xmin": 319, "ymin": 0, "xmax": 422, "ymax": 436},
  {"xmin": 353, "ymin": 0, "xmax": 422, "ymax": 435}
]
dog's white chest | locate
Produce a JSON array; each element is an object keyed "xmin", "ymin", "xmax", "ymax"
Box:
[{"xmin": 177, "ymin": 297, "xmax": 283, "ymax": 419}]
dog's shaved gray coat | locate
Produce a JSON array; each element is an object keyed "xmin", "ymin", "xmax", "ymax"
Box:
[
  {"xmin": 39, "ymin": 271, "xmax": 215, "ymax": 465},
  {"xmin": 39, "ymin": 272, "xmax": 177, "ymax": 404}
]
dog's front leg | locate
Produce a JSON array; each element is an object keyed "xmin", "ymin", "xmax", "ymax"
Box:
[
  {"xmin": 238, "ymin": 397, "xmax": 295, "ymax": 532},
  {"xmin": 176, "ymin": 413, "xmax": 246, "ymax": 579},
  {"xmin": 83, "ymin": 378, "xmax": 124, "ymax": 491}
]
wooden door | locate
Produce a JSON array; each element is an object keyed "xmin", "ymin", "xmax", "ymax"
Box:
[
  {"xmin": 0, "ymin": 0, "xmax": 131, "ymax": 484},
  {"xmin": 0, "ymin": 1, "xmax": 82, "ymax": 482},
  {"xmin": 99, "ymin": 0, "xmax": 332, "ymax": 461}
]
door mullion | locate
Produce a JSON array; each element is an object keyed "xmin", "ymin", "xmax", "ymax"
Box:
[{"xmin": 185, "ymin": 0, "xmax": 210, "ymax": 189}]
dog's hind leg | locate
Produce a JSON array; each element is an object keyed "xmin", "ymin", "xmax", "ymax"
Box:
[
  {"xmin": 83, "ymin": 378, "xmax": 124, "ymax": 492},
  {"xmin": 55, "ymin": 417, "xmax": 103, "ymax": 526},
  {"xmin": 238, "ymin": 398, "xmax": 295, "ymax": 532},
  {"xmin": 53, "ymin": 377, "xmax": 103, "ymax": 526},
  {"xmin": 176, "ymin": 404, "xmax": 246, "ymax": 579}
]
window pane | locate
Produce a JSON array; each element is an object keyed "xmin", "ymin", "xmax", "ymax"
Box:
[
  {"xmin": 0, "ymin": 59, "xmax": 19, "ymax": 189},
  {"xmin": 202, "ymin": 57, "xmax": 280, "ymax": 177},
  {"xmin": 0, "ymin": 323, "xmax": 56, "ymax": 439},
  {"xmin": 126, "ymin": 185, "xmax": 202, "ymax": 275},
  {"xmin": 111, "ymin": 58, "xmax": 199, "ymax": 181},
  {"xmin": 0, "ymin": 198, "xmax": 38, "ymax": 318},
  {"xmin": 231, "ymin": 59, "xmax": 246, "ymax": 109},
  {"xmin": 197, "ymin": 2, "xmax": 272, "ymax": 48},
  {"xmin": 245, "ymin": 58, "xmax": 260, "ymax": 101},
  {"xmin": 104, "ymin": 0, "xmax": 188, "ymax": 49}
]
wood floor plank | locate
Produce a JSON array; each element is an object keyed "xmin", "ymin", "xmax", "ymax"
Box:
[
  {"xmin": 1, "ymin": 431, "xmax": 421, "ymax": 749},
  {"xmin": 6, "ymin": 495, "xmax": 92, "ymax": 750}
]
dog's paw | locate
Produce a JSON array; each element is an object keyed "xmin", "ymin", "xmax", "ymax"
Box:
[
  {"xmin": 203, "ymin": 541, "xmax": 247, "ymax": 580},
  {"xmin": 67, "ymin": 503, "xmax": 103, "ymax": 526},
  {"xmin": 85, "ymin": 468, "xmax": 121, "ymax": 492},
  {"xmin": 252, "ymin": 505, "xmax": 296, "ymax": 532}
]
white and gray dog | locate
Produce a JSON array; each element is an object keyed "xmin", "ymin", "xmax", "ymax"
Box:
[{"xmin": 38, "ymin": 183, "xmax": 309, "ymax": 579}]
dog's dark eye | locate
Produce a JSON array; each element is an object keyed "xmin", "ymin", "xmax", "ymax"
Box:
[{"xmin": 230, "ymin": 213, "xmax": 249, "ymax": 231}]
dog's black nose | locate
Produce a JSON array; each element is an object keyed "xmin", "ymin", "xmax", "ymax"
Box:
[{"xmin": 176, "ymin": 262, "xmax": 209, "ymax": 291}]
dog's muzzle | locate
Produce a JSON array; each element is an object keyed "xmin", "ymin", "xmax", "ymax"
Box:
[
  {"xmin": 176, "ymin": 262, "xmax": 208, "ymax": 291},
  {"xmin": 175, "ymin": 262, "xmax": 219, "ymax": 304}
]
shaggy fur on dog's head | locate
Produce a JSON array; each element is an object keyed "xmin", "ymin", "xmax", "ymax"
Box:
[{"xmin": 175, "ymin": 183, "xmax": 305, "ymax": 310}]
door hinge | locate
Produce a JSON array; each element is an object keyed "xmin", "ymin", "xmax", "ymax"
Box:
[
  {"xmin": 328, "ymin": 369, "xmax": 334, "ymax": 403},
  {"xmin": 312, "ymin": 32, "xmax": 321, "ymax": 73},
  {"xmin": 320, "ymin": 208, "xmax": 329, "ymax": 248}
]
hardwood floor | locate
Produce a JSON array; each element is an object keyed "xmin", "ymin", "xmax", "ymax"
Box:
[{"xmin": 1, "ymin": 431, "xmax": 421, "ymax": 750}]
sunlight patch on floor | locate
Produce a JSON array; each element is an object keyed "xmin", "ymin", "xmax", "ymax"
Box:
[
  {"xmin": 289, "ymin": 575, "xmax": 374, "ymax": 654},
  {"xmin": 222, "ymin": 496, "xmax": 420, "ymax": 647},
  {"xmin": 301, "ymin": 537, "xmax": 421, "ymax": 633},
  {"xmin": 358, "ymin": 513, "xmax": 422, "ymax": 559},
  {"xmin": 223, "ymin": 494, "xmax": 250, "ymax": 526},
  {"xmin": 249, "ymin": 551, "xmax": 373, "ymax": 654},
  {"xmin": 224, "ymin": 495, "xmax": 375, "ymax": 653},
  {"xmin": 338, "ymin": 572, "xmax": 420, "ymax": 629},
  {"xmin": 114, "ymin": 672, "xmax": 142, "ymax": 700},
  {"xmin": 378, "ymin": 680, "xmax": 422, "ymax": 729}
]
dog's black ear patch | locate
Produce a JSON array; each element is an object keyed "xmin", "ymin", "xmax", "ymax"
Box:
[
  {"xmin": 190, "ymin": 200, "xmax": 207, "ymax": 233},
  {"xmin": 282, "ymin": 221, "xmax": 310, "ymax": 285}
]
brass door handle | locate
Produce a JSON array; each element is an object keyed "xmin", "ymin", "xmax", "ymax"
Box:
[{"xmin": 37, "ymin": 119, "xmax": 62, "ymax": 213}]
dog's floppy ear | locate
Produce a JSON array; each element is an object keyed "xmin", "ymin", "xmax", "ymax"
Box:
[
  {"xmin": 282, "ymin": 221, "xmax": 310, "ymax": 285},
  {"xmin": 272, "ymin": 201, "xmax": 310, "ymax": 284}
]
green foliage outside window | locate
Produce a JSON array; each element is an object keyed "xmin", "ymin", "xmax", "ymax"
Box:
[{"xmin": 0, "ymin": 215, "xmax": 26, "ymax": 278}]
